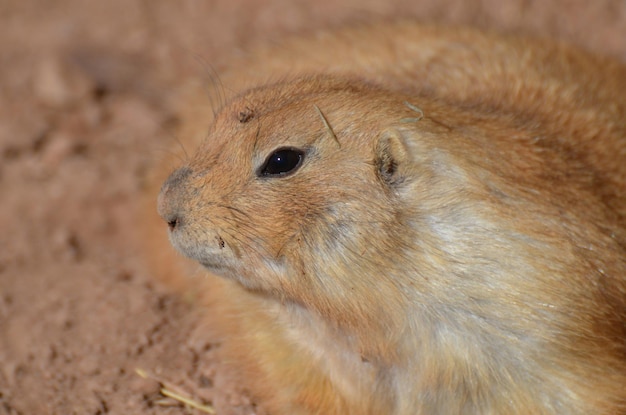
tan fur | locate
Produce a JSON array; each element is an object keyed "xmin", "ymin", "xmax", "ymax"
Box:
[{"xmin": 142, "ymin": 22, "xmax": 626, "ymax": 414}]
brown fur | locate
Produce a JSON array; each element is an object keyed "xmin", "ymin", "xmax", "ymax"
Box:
[{"xmin": 142, "ymin": 22, "xmax": 626, "ymax": 414}]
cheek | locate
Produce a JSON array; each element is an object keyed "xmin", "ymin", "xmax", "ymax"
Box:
[{"xmin": 233, "ymin": 188, "xmax": 311, "ymax": 257}]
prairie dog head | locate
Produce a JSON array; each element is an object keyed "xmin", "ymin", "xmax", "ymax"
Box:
[{"xmin": 157, "ymin": 76, "xmax": 452, "ymax": 326}]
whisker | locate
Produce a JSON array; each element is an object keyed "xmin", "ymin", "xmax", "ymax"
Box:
[
  {"xmin": 172, "ymin": 132, "xmax": 190, "ymax": 163},
  {"xmin": 152, "ymin": 142, "xmax": 188, "ymax": 165},
  {"xmin": 192, "ymin": 54, "xmax": 225, "ymax": 119},
  {"xmin": 219, "ymin": 204, "xmax": 254, "ymax": 221},
  {"xmin": 221, "ymin": 227, "xmax": 270, "ymax": 262}
]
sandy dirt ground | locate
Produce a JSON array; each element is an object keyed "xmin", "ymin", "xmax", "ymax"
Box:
[{"xmin": 1, "ymin": 1, "xmax": 625, "ymax": 414}]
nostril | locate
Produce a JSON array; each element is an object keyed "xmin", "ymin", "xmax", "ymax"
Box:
[
  {"xmin": 158, "ymin": 192, "xmax": 184, "ymax": 232},
  {"xmin": 167, "ymin": 217, "xmax": 179, "ymax": 231}
]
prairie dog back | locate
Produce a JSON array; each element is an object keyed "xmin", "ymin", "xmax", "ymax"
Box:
[{"xmin": 145, "ymin": 22, "xmax": 626, "ymax": 415}]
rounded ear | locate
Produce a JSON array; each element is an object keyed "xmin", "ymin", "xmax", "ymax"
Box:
[{"xmin": 375, "ymin": 129, "xmax": 411, "ymax": 187}]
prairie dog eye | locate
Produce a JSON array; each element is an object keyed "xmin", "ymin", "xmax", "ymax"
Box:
[{"xmin": 258, "ymin": 148, "xmax": 305, "ymax": 177}]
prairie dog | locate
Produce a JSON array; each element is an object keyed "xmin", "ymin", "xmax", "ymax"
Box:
[{"xmin": 147, "ymin": 22, "xmax": 626, "ymax": 414}]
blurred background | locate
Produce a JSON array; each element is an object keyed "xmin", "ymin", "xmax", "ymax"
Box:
[{"xmin": 1, "ymin": 1, "xmax": 625, "ymax": 414}]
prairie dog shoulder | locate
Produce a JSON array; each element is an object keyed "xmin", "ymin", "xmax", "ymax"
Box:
[{"xmin": 147, "ymin": 22, "xmax": 626, "ymax": 415}]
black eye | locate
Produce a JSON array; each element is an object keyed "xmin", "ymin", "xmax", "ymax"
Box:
[{"xmin": 258, "ymin": 148, "xmax": 305, "ymax": 177}]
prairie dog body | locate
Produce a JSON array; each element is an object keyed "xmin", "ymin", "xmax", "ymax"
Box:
[{"xmin": 148, "ymin": 22, "xmax": 626, "ymax": 414}]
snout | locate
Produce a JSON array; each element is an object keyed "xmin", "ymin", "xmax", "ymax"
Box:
[
  {"xmin": 156, "ymin": 165, "xmax": 239, "ymax": 275},
  {"xmin": 157, "ymin": 166, "xmax": 193, "ymax": 231}
]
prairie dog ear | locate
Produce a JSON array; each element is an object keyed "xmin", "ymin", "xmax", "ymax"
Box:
[{"xmin": 375, "ymin": 129, "xmax": 411, "ymax": 187}]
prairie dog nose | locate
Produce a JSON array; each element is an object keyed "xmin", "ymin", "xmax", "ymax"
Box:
[{"xmin": 157, "ymin": 166, "xmax": 193, "ymax": 231}]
